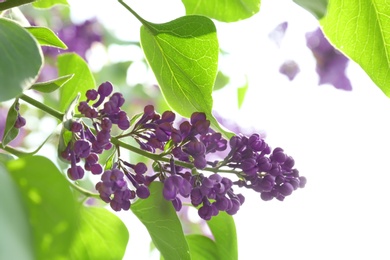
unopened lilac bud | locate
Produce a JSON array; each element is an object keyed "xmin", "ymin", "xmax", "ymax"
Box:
[
  {"xmin": 136, "ymin": 185, "xmax": 150, "ymax": 199},
  {"xmin": 14, "ymin": 114, "xmax": 26, "ymax": 129},
  {"xmin": 86, "ymin": 89, "xmax": 98, "ymax": 101},
  {"xmin": 73, "ymin": 140, "xmax": 91, "ymax": 158},
  {"xmin": 67, "ymin": 165, "xmax": 84, "ymax": 180},
  {"xmin": 98, "ymin": 81, "xmax": 113, "ymax": 97}
]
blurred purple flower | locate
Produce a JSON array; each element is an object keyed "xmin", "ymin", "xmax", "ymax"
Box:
[
  {"xmin": 306, "ymin": 28, "xmax": 352, "ymax": 91},
  {"xmin": 43, "ymin": 18, "xmax": 102, "ymax": 60},
  {"xmin": 279, "ymin": 60, "xmax": 300, "ymax": 80},
  {"xmin": 269, "ymin": 22, "xmax": 288, "ymax": 47}
]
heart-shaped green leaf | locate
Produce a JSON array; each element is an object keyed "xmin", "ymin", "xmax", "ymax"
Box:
[
  {"xmin": 0, "ymin": 18, "xmax": 43, "ymax": 102},
  {"xmin": 131, "ymin": 182, "xmax": 190, "ymax": 260},
  {"xmin": 140, "ymin": 15, "xmax": 232, "ymax": 137},
  {"xmin": 26, "ymin": 26, "xmax": 67, "ymax": 49},
  {"xmin": 182, "ymin": 0, "xmax": 261, "ymax": 22},
  {"xmin": 186, "ymin": 234, "xmax": 219, "ymax": 260},
  {"xmin": 321, "ymin": 1, "xmax": 390, "ymax": 97}
]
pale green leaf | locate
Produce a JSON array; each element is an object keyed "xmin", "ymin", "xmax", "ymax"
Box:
[
  {"xmin": 69, "ymin": 207, "xmax": 129, "ymax": 260},
  {"xmin": 30, "ymin": 74, "xmax": 73, "ymax": 93},
  {"xmin": 131, "ymin": 182, "xmax": 191, "ymax": 260},
  {"xmin": 182, "ymin": 0, "xmax": 261, "ymax": 22},
  {"xmin": 32, "ymin": 0, "xmax": 68, "ymax": 8},
  {"xmin": 26, "ymin": 26, "xmax": 67, "ymax": 49},
  {"xmin": 186, "ymin": 234, "xmax": 219, "ymax": 260},
  {"xmin": 0, "ymin": 18, "xmax": 43, "ymax": 102},
  {"xmin": 321, "ymin": 1, "xmax": 390, "ymax": 97},
  {"xmin": 237, "ymin": 79, "xmax": 248, "ymax": 109},
  {"xmin": 58, "ymin": 53, "xmax": 95, "ymax": 112},
  {"xmin": 6, "ymin": 156, "xmax": 79, "ymax": 260}
]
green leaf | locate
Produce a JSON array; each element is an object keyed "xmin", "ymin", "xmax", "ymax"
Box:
[
  {"xmin": 293, "ymin": 0, "xmax": 328, "ymax": 19},
  {"xmin": 186, "ymin": 234, "xmax": 219, "ymax": 260},
  {"xmin": 182, "ymin": 0, "xmax": 260, "ymax": 22},
  {"xmin": 0, "ymin": 18, "xmax": 43, "ymax": 102},
  {"xmin": 68, "ymin": 207, "xmax": 129, "ymax": 260},
  {"xmin": 32, "ymin": 0, "xmax": 68, "ymax": 8},
  {"xmin": 1, "ymin": 99, "xmax": 21, "ymax": 147},
  {"xmin": 131, "ymin": 182, "xmax": 191, "ymax": 260},
  {"xmin": 140, "ymin": 15, "xmax": 232, "ymax": 137},
  {"xmin": 58, "ymin": 53, "xmax": 95, "ymax": 112},
  {"xmin": 237, "ymin": 79, "xmax": 248, "ymax": 109},
  {"xmin": 30, "ymin": 74, "xmax": 73, "ymax": 93},
  {"xmin": 26, "ymin": 26, "xmax": 67, "ymax": 49},
  {"xmin": 213, "ymin": 71, "xmax": 230, "ymax": 91},
  {"xmin": 320, "ymin": 1, "xmax": 390, "ymax": 97},
  {"xmin": 6, "ymin": 156, "xmax": 79, "ymax": 260},
  {"xmin": 207, "ymin": 212, "xmax": 238, "ymax": 260},
  {"xmin": 0, "ymin": 164, "xmax": 34, "ymax": 260},
  {"xmin": 0, "ymin": 0, "xmax": 34, "ymax": 11}
]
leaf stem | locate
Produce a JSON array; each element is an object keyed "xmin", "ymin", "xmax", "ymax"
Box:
[
  {"xmin": 68, "ymin": 180, "xmax": 101, "ymax": 199},
  {"xmin": 117, "ymin": 0, "xmax": 156, "ymax": 32},
  {"xmin": 20, "ymin": 94, "xmax": 64, "ymax": 120}
]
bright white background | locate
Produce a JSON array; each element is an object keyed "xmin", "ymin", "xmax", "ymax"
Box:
[{"xmin": 67, "ymin": 0, "xmax": 390, "ymax": 259}]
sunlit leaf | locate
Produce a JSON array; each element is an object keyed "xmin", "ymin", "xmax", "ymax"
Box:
[
  {"xmin": 293, "ymin": 0, "xmax": 328, "ymax": 19},
  {"xmin": 321, "ymin": 1, "xmax": 390, "ymax": 97},
  {"xmin": 140, "ymin": 15, "xmax": 232, "ymax": 137},
  {"xmin": 32, "ymin": 0, "xmax": 68, "ymax": 8},
  {"xmin": 237, "ymin": 79, "xmax": 248, "ymax": 109},
  {"xmin": 58, "ymin": 53, "xmax": 95, "ymax": 112},
  {"xmin": 131, "ymin": 182, "xmax": 190, "ymax": 260},
  {"xmin": 30, "ymin": 74, "xmax": 73, "ymax": 93},
  {"xmin": 182, "ymin": 0, "xmax": 260, "ymax": 22},
  {"xmin": 26, "ymin": 26, "xmax": 67, "ymax": 49},
  {"xmin": 6, "ymin": 156, "xmax": 79, "ymax": 260},
  {"xmin": 186, "ymin": 234, "xmax": 219, "ymax": 260},
  {"xmin": 213, "ymin": 71, "xmax": 230, "ymax": 91},
  {"xmin": 207, "ymin": 212, "xmax": 238, "ymax": 260},
  {"xmin": 0, "ymin": 18, "xmax": 43, "ymax": 102},
  {"xmin": 0, "ymin": 0, "xmax": 34, "ymax": 11},
  {"xmin": 0, "ymin": 164, "xmax": 34, "ymax": 260},
  {"xmin": 68, "ymin": 207, "xmax": 129, "ymax": 260}
]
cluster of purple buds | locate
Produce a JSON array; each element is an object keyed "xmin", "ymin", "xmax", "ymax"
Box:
[
  {"xmin": 61, "ymin": 81, "xmax": 130, "ymax": 180},
  {"xmin": 228, "ymin": 134, "xmax": 307, "ymax": 201},
  {"xmin": 14, "ymin": 101, "xmax": 26, "ymax": 129}
]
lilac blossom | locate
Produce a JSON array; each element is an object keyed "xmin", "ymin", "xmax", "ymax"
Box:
[
  {"xmin": 279, "ymin": 60, "xmax": 300, "ymax": 80},
  {"xmin": 306, "ymin": 28, "xmax": 352, "ymax": 91}
]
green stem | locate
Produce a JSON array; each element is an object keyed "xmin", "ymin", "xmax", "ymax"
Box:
[
  {"xmin": 0, "ymin": 142, "xmax": 29, "ymax": 157},
  {"xmin": 20, "ymin": 94, "xmax": 64, "ymax": 120},
  {"xmin": 117, "ymin": 0, "xmax": 157, "ymax": 32},
  {"xmin": 68, "ymin": 181, "xmax": 101, "ymax": 199},
  {"xmin": 110, "ymin": 137, "xmax": 240, "ymax": 175}
]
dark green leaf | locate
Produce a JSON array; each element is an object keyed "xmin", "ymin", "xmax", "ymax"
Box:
[
  {"xmin": 58, "ymin": 53, "xmax": 95, "ymax": 112},
  {"xmin": 0, "ymin": 0, "xmax": 34, "ymax": 11},
  {"xmin": 131, "ymin": 182, "xmax": 190, "ymax": 260},
  {"xmin": 68, "ymin": 207, "xmax": 129, "ymax": 260},
  {"xmin": 1, "ymin": 99, "xmax": 21, "ymax": 147},
  {"xmin": 186, "ymin": 234, "xmax": 219, "ymax": 260},
  {"xmin": 0, "ymin": 164, "xmax": 34, "ymax": 260},
  {"xmin": 140, "ymin": 15, "xmax": 232, "ymax": 137},
  {"xmin": 6, "ymin": 156, "xmax": 79, "ymax": 260},
  {"xmin": 26, "ymin": 26, "xmax": 67, "ymax": 49},
  {"xmin": 237, "ymin": 79, "xmax": 248, "ymax": 109},
  {"xmin": 293, "ymin": 0, "xmax": 328, "ymax": 19},
  {"xmin": 32, "ymin": 0, "xmax": 68, "ymax": 8},
  {"xmin": 321, "ymin": 1, "xmax": 390, "ymax": 97},
  {"xmin": 182, "ymin": 0, "xmax": 260, "ymax": 22},
  {"xmin": 0, "ymin": 18, "xmax": 43, "ymax": 102},
  {"xmin": 207, "ymin": 212, "xmax": 238, "ymax": 260},
  {"xmin": 30, "ymin": 74, "xmax": 73, "ymax": 93}
]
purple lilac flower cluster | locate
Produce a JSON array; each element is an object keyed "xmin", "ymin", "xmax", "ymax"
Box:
[
  {"xmin": 61, "ymin": 82, "xmax": 306, "ymax": 220},
  {"xmin": 61, "ymin": 81, "xmax": 130, "ymax": 180}
]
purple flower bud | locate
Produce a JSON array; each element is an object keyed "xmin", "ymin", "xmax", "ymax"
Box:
[
  {"xmin": 172, "ymin": 197, "xmax": 182, "ymax": 211},
  {"xmin": 98, "ymin": 81, "xmax": 113, "ymax": 97},
  {"xmin": 71, "ymin": 121, "xmax": 83, "ymax": 133},
  {"xmin": 67, "ymin": 165, "xmax": 84, "ymax": 180},
  {"xmin": 14, "ymin": 114, "xmax": 26, "ymax": 129},
  {"xmin": 136, "ymin": 185, "xmax": 150, "ymax": 199},
  {"xmin": 73, "ymin": 139, "xmax": 91, "ymax": 158},
  {"xmin": 86, "ymin": 89, "xmax": 98, "ymax": 101}
]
